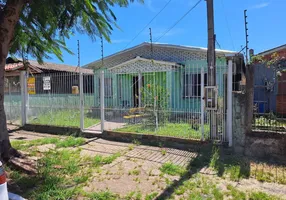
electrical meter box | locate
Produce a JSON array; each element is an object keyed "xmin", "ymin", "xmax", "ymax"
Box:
[{"xmin": 204, "ymin": 86, "xmax": 218, "ymax": 110}]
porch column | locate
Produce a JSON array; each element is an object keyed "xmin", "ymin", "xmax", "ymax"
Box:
[{"xmin": 138, "ymin": 72, "xmax": 142, "ymax": 107}]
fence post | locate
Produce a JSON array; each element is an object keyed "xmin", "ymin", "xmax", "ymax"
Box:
[
  {"xmin": 201, "ymin": 67, "xmax": 205, "ymax": 140},
  {"xmin": 138, "ymin": 72, "xmax": 142, "ymax": 108},
  {"xmin": 20, "ymin": 71, "xmax": 27, "ymax": 126},
  {"xmin": 79, "ymin": 72, "xmax": 84, "ymax": 131},
  {"xmin": 227, "ymin": 59, "xmax": 233, "ymax": 147},
  {"xmin": 100, "ymin": 70, "xmax": 105, "ymax": 132}
]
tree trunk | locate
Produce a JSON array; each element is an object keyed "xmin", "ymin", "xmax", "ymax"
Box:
[{"xmin": 0, "ymin": 0, "xmax": 25, "ymax": 161}]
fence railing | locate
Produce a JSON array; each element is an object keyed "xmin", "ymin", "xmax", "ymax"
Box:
[{"xmin": 4, "ymin": 60, "xmax": 234, "ymax": 143}]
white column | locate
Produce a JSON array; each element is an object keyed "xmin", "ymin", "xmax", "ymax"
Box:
[
  {"xmin": 227, "ymin": 59, "xmax": 233, "ymax": 147},
  {"xmin": 20, "ymin": 71, "xmax": 27, "ymax": 126},
  {"xmin": 201, "ymin": 67, "xmax": 205, "ymax": 141},
  {"xmin": 79, "ymin": 72, "xmax": 84, "ymax": 131},
  {"xmin": 138, "ymin": 72, "xmax": 142, "ymax": 108},
  {"xmin": 100, "ymin": 70, "xmax": 105, "ymax": 132}
]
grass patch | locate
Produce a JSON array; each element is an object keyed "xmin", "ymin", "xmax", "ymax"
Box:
[
  {"xmin": 9, "ymin": 137, "xmax": 122, "ymax": 200},
  {"xmin": 115, "ymin": 123, "xmax": 208, "ymax": 139},
  {"xmin": 160, "ymin": 162, "xmax": 186, "ymax": 176},
  {"xmin": 55, "ymin": 137, "xmax": 85, "ymax": 148},
  {"xmin": 128, "ymin": 169, "xmax": 141, "ymax": 176},
  {"xmin": 226, "ymin": 185, "xmax": 246, "ymax": 200},
  {"xmin": 29, "ymin": 109, "xmax": 100, "ymax": 128},
  {"xmin": 249, "ymin": 191, "xmax": 280, "ymax": 200},
  {"xmin": 145, "ymin": 192, "xmax": 158, "ymax": 200},
  {"xmin": 125, "ymin": 191, "xmax": 142, "ymax": 200},
  {"xmin": 85, "ymin": 190, "xmax": 119, "ymax": 200},
  {"xmin": 11, "ymin": 136, "xmax": 86, "ymax": 151},
  {"xmin": 91, "ymin": 152, "xmax": 121, "ymax": 167}
]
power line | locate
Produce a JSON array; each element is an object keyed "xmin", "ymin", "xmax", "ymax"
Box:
[
  {"xmin": 124, "ymin": 0, "xmax": 173, "ymax": 49},
  {"xmin": 155, "ymin": 0, "xmax": 203, "ymax": 42},
  {"xmin": 221, "ymin": 0, "xmax": 235, "ymax": 50}
]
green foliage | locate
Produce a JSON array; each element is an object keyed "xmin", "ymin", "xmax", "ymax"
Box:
[
  {"xmin": 86, "ymin": 190, "xmax": 119, "ymax": 200},
  {"xmin": 210, "ymin": 146, "xmax": 220, "ymax": 169},
  {"xmin": 8, "ymin": 0, "xmax": 143, "ymax": 62},
  {"xmin": 249, "ymin": 191, "xmax": 279, "ymax": 200},
  {"xmin": 145, "ymin": 192, "xmax": 158, "ymax": 200},
  {"xmin": 250, "ymin": 52, "xmax": 286, "ymax": 76},
  {"xmin": 160, "ymin": 162, "xmax": 186, "ymax": 176},
  {"xmin": 226, "ymin": 185, "xmax": 246, "ymax": 200},
  {"xmin": 11, "ymin": 136, "xmax": 86, "ymax": 151},
  {"xmin": 141, "ymin": 82, "xmax": 170, "ymax": 126},
  {"xmin": 125, "ymin": 191, "xmax": 143, "ymax": 200},
  {"xmin": 91, "ymin": 152, "xmax": 121, "ymax": 167},
  {"xmin": 128, "ymin": 169, "xmax": 140, "ymax": 176},
  {"xmin": 55, "ymin": 137, "xmax": 85, "ymax": 148}
]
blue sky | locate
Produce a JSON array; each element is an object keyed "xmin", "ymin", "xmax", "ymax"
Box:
[{"xmin": 48, "ymin": 0, "xmax": 286, "ymax": 66}]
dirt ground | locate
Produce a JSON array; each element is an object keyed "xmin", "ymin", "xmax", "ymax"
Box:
[{"xmin": 7, "ymin": 124, "xmax": 286, "ymax": 199}]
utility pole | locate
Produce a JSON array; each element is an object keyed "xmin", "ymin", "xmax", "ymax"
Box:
[
  {"xmin": 244, "ymin": 9, "xmax": 249, "ymax": 64},
  {"xmin": 206, "ymin": 0, "xmax": 217, "ymax": 139}
]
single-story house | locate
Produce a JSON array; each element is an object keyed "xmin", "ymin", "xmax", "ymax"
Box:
[
  {"xmin": 4, "ymin": 57, "xmax": 93, "ymax": 95},
  {"xmin": 252, "ymin": 44, "xmax": 286, "ymax": 115},
  {"xmin": 84, "ymin": 42, "xmax": 243, "ymax": 111}
]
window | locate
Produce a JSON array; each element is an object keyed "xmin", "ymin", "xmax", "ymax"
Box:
[
  {"xmin": 183, "ymin": 73, "xmax": 207, "ymax": 97},
  {"xmin": 99, "ymin": 77, "xmax": 113, "ymax": 97}
]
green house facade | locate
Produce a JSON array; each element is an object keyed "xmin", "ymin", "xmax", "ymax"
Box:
[{"xmin": 84, "ymin": 43, "xmax": 236, "ymax": 112}]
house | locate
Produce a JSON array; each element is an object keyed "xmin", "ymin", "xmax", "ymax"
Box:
[
  {"xmin": 252, "ymin": 44, "xmax": 286, "ymax": 115},
  {"xmin": 84, "ymin": 42, "xmax": 242, "ymax": 113},
  {"xmin": 4, "ymin": 57, "xmax": 93, "ymax": 95}
]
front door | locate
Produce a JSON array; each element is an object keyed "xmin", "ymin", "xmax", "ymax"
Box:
[{"xmin": 133, "ymin": 76, "xmax": 144, "ymax": 107}]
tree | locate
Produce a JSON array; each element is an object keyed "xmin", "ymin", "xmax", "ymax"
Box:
[{"xmin": 0, "ymin": 0, "xmax": 143, "ymax": 161}]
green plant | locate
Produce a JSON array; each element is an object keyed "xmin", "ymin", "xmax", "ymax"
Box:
[
  {"xmin": 145, "ymin": 192, "xmax": 158, "ymax": 200},
  {"xmin": 128, "ymin": 169, "xmax": 140, "ymax": 176},
  {"xmin": 210, "ymin": 146, "xmax": 220, "ymax": 169},
  {"xmin": 249, "ymin": 191, "xmax": 279, "ymax": 200},
  {"xmin": 226, "ymin": 185, "xmax": 246, "ymax": 200},
  {"xmin": 160, "ymin": 162, "xmax": 186, "ymax": 176},
  {"xmin": 86, "ymin": 191, "xmax": 118, "ymax": 200},
  {"xmin": 161, "ymin": 148, "xmax": 167, "ymax": 156},
  {"xmin": 141, "ymin": 82, "xmax": 170, "ymax": 126}
]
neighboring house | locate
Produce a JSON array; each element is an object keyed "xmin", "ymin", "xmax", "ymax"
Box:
[
  {"xmin": 253, "ymin": 44, "xmax": 286, "ymax": 115},
  {"xmin": 84, "ymin": 42, "xmax": 241, "ymax": 111},
  {"xmin": 4, "ymin": 57, "xmax": 93, "ymax": 94}
]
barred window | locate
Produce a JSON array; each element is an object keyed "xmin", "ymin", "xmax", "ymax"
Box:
[
  {"xmin": 99, "ymin": 77, "xmax": 113, "ymax": 97},
  {"xmin": 183, "ymin": 73, "xmax": 207, "ymax": 97}
]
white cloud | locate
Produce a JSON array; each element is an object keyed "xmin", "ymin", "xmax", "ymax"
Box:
[{"xmin": 251, "ymin": 2, "xmax": 270, "ymax": 9}]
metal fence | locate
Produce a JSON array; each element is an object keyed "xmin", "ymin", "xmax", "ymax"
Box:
[
  {"xmin": 4, "ymin": 59, "xmax": 234, "ymax": 143},
  {"xmin": 81, "ymin": 61, "xmax": 230, "ymax": 142},
  {"xmin": 4, "ymin": 76, "xmax": 22, "ymax": 125},
  {"xmin": 26, "ymin": 72, "xmax": 95, "ymax": 128},
  {"xmin": 253, "ymin": 65, "xmax": 286, "ymax": 132}
]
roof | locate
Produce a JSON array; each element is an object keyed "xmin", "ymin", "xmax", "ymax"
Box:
[
  {"xmin": 258, "ymin": 44, "xmax": 286, "ymax": 56},
  {"xmin": 28, "ymin": 60, "xmax": 93, "ymax": 74},
  {"xmin": 5, "ymin": 62, "xmax": 43, "ymax": 73},
  {"xmin": 109, "ymin": 56, "xmax": 181, "ymax": 70},
  {"xmin": 5, "ymin": 59, "xmax": 93, "ymax": 74},
  {"xmin": 84, "ymin": 42, "xmax": 238, "ymax": 68}
]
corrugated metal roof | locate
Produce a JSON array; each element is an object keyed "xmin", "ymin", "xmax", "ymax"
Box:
[{"xmin": 5, "ymin": 59, "xmax": 93, "ymax": 74}]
